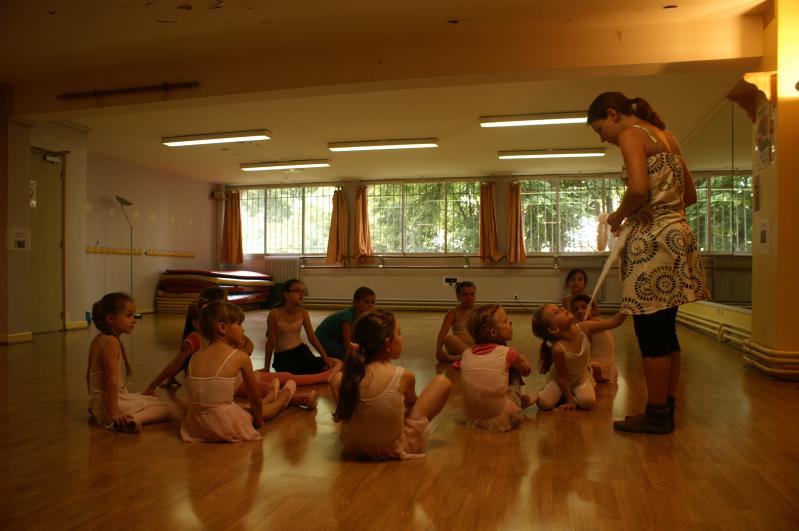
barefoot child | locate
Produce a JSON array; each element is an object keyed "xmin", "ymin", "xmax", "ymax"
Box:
[
  {"xmin": 460, "ymin": 304, "xmax": 535, "ymax": 431},
  {"xmin": 180, "ymin": 301, "xmax": 305, "ymax": 443},
  {"xmin": 330, "ymin": 309, "xmax": 451, "ymax": 459},
  {"xmin": 532, "ymin": 304, "xmax": 626, "ymax": 411},
  {"xmin": 571, "ymin": 294, "xmax": 618, "ymax": 383},
  {"xmin": 435, "ymin": 281, "xmax": 477, "ymax": 362},
  {"xmin": 87, "ymin": 292, "xmax": 171, "ymax": 433}
]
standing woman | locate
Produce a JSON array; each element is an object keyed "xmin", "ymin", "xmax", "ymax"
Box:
[{"xmin": 587, "ymin": 92, "xmax": 709, "ymax": 434}]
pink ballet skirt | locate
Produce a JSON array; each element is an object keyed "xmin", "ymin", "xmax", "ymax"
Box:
[
  {"xmin": 180, "ymin": 350, "xmax": 261, "ymax": 443},
  {"xmin": 340, "ymin": 366, "xmax": 432, "ymax": 460},
  {"xmin": 88, "ymin": 356, "xmax": 166, "ymax": 427}
]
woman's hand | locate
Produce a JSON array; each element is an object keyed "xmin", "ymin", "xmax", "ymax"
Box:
[{"xmin": 607, "ymin": 211, "xmax": 624, "ymax": 233}]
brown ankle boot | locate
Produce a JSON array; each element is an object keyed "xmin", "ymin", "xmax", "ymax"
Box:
[{"xmin": 614, "ymin": 404, "xmax": 672, "ymax": 434}]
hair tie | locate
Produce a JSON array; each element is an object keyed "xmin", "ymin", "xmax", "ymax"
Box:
[
  {"xmin": 199, "ymin": 301, "xmax": 210, "ymax": 310},
  {"xmin": 545, "ymin": 340, "xmax": 554, "ymax": 348},
  {"xmin": 349, "ymin": 342, "xmax": 361, "ymax": 353}
]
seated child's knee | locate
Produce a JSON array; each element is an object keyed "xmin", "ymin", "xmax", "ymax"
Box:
[{"xmin": 577, "ymin": 396, "xmax": 596, "ymax": 410}]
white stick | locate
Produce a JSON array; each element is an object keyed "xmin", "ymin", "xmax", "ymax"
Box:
[{"xmin": 583, "ymin": 223, "xmax": 630, "ymax": 321}]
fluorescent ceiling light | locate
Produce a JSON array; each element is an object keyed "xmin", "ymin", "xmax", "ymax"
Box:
[
  {"xmin": 328, "ymin": 138, "xmax": 439, "ymax": 152},
  {"xmin": 241, "ymin": 159, "xmax": 331, "ymax": 172},
  {"xmin": 162, "ymin": 129, "xmax": 270, "ymax": 147},
  {"xmin": 498, "ymin": 148, "xmax": 605, "ymax": 159},
  {"xmin": 480, "ymin": 112, "xmax": 587, "ymax": 128}
]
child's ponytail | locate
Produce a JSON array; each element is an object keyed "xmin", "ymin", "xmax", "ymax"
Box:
[
  {"xmin": 532, "ymin": 306, "xmax": 559, "ymax": 374},
  {"xmin": 332, "ymin": 309, "xmax": 396, "ymax": 422}
]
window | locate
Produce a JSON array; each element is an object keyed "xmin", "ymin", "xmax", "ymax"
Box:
[
  {"xmin": 367, "ymin": 181, "xmax": 480, "ymax": 254},
  {"xmin": 521, "ymin": 177, "xmax": 622, "ymax": 253},
  {"xmin": 240, "ymin": 186, "xmax": 335, "ymax": 254},
  {"xmin": 688, "ymin": 174, "xmax": 752, "ymax": 253}
]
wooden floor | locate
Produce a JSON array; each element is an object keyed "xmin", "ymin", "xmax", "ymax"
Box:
[{"xmin": 1, "ymin": 309, "xmax": 798, "ymax": 531}]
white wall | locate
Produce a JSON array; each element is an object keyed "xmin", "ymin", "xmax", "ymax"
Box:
[{"xmin": 86, "ymin": 154, "xmax": 215, "ymax": 312}]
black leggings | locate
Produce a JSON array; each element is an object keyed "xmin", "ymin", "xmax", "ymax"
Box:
[
  {"xmin": 272, "ymin": 343, "xmax": 326, "ymax": 374},
  {"xmin": 632, "ymin": 307, "xmax": 680, "ymax": 358}
]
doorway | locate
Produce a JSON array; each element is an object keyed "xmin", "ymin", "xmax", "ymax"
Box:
[{"xmin": 29, "ymin": 149, "xmax": 64, "ymax": 333}]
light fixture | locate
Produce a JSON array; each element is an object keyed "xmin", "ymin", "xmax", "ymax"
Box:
[
  {"xmin": 498, "ymin": 148, "xmax": 605, "ymax": 159},
  {"xmin": 116, "ymin": 196, "xmax": 134, "ymax": 298},
  {"xmin": 480, "ymin": 112, "xmax": 587, "ymax": 128},
  {"xmin": 162, "ymin": 129, "xmax": 270, "ymax": 147},
  {"xmin": 241, "ymin": 159, "xmax": 331, "ymax": 172},
  {"xmin": 328, "ymin": 138, "xmax": 439, "ymax": 152}
]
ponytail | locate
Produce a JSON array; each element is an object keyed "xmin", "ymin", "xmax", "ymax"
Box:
[
  {"xmin": 332, "ymin": 309, "xmax": 395, "ymax": 422},
  {"xmin": 587, "ymin": 92, "xmax": 666, "ymax": 130},
  {"xmin": 532, "ymin": 305, "xmax": 561, "ymax": 374},
  {"xmin": 199, "ymin": 300, "xmax": 244, "ymax": 342},
  {"xmin": 630, "ymin": 96, "xmax": 666, "ymax": 130}
]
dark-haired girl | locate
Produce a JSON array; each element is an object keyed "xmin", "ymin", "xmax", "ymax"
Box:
[
  {"xmin": 87, "ymin": 292, "xmax": 171, "ymax": 433},
  {"xmin": 562, "ymin": 268, "xmax": 588, "ymax": 314},
  {"xmin": 587, "ymin": 92, "xmax": 709, "ymax": 433},
  {"xmin": 329, "ymin": 309, "xmax": 451, "ymax": 459}
]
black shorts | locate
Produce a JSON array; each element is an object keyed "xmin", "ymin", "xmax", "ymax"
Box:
[
  {"xmin": 273, "ymin": 343, "xmax": 326, "ymax": 374},
  {"xmin": 632, "ymin": 307, "xmax": 681, "ymax": 358}
]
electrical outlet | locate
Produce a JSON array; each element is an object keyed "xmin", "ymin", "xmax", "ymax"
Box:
[
  {"xmin": 513, "ymin": 293, "xmax": 519, "ymax": 300},
  {"xmin": 443, "ymin": 276, "xmax": 458, "ymax": 286}
]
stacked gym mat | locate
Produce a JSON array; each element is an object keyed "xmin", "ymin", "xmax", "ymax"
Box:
[{"xmin": 156, "ymin": 269, "xmax": 274, "ymax": 314}]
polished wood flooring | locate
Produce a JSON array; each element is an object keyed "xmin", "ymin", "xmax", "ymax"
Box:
[{"xmin": 1, "ymin": 309, "xmax": 798, "ymax": 530}]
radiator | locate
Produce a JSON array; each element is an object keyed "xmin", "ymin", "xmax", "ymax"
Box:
[
  {"xmin": 708, "ymin": 256, "xmax": 751, "ymax": 304},
  {"xmin": 264, "ymin": 256, "xmax": 301, "ymax": 283}
]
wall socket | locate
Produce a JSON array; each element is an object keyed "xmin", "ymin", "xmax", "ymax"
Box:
[
  {"xmin": 443, "ymin": 276, "xmax": 459, "ymax": 286},
  {"xmin": 513, "ymin": 293, "xmax": 519, "ymax": 299}
]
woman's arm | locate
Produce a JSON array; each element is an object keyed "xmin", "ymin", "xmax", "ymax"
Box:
[
  {"xmin": 263, "ymin": 310, "xmax": 278, "ymax": 371},
  {"xmin": 304, "ymin": 311, "xmax": 334, "ymax": 368},
  {"xmin": 435, "ymin": 310, "xmax": 456, "ymax": 357},
  {"xmin": 551, "ymin": 347, "xmax": 577, "ymax": 410},
  {"xmin": 608, "ymin": 129, "xmax": 650, "ymax": 231}
]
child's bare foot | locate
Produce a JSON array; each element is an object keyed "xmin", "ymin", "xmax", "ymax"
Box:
[
  {"xmin": 267, "ymin": 378, "xmax": 280, "ymax": 399},
  {"xmin": 292, "ymin": 390, "xmax": 319, "ymax": 409},
  {"xmin": 280, "ymin": 380, "xmax": 297, "ymax": 407}
]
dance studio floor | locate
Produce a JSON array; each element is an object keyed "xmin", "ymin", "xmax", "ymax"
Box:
[{"xmin": 1, "ymin": 309, "xmax": 797, "ymax": 530}]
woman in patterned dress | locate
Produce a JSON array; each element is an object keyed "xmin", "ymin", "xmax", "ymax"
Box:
[{"xmin": 587, "ymin": 92, "xmax": 709, "ymax": 434}]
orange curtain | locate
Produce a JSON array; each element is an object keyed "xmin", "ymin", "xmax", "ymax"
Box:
[
  {"xmin": 325, "ymin": 190, "xmax": 348, "ymax": 264},
  {"xmin": 506, "ymin": 182, "xmax": 527, "ymax": 264},
  {"xmin": 353, "ymin": 185, "xmax": 373, "ymax": 263},
  {"xmin": 220, "ymin": 191, "xmax": 244, "ymax": 264},
  {"xmin": 479, "ymin": 182, "xmax": 503, "ymax": 263}
]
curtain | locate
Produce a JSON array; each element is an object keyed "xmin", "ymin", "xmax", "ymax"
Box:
[
  {"xmin": 353, "ymin": 185, "xmax": 373, "ymax": 263},
  {"xmin": 506, "ymin": 181, "xmax": 527, "ymax": 264},
  {"xmin": 220, "ymin": 191, "xmax": 244, "ymax": 264},
  {"xmin": 479, "ymin": 182, "xmax": 503, "ymax": 263},
  {"xmin": 325, "ymin": 190, "xmax": 348, "ymax": 264}
]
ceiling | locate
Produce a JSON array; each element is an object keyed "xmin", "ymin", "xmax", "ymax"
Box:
[{"xmin": 1, "ymin": 0, "xmax": 767, "ymax": 184}]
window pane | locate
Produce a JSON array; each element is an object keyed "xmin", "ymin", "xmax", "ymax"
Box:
[
  {"xmin": 266, "ymin": 188, "xmax": 302, "ymax": 254},
  {"xmin": 240, "ymin": 189, "xmax": 265, "ymax": 254},
  {"xmin": 604, "ymin": 177, "xmax": 626, "ymax": 214},
  {"xmin": 559, "ymin": 179, "xmax": 604, "ymax": 252},
  {"xmin": 521, "ymin": 180, "xmax": 557, "ymax": 253},
  {"xmin": 368, "ymin": 184, "xmax": 403, "ymax": 253},
  {"xmin": 446, "ymin": 181, "xmax": 480, "ymax": 253},
  {"xmin": 303, "ymin": 187, "xmax": 336, "ymax": 253},
  {"xmin": 708, "ymin": 175, "xmax": 752, "ymax": 253},
  {"xmin": 686, "ymin": 175, "xmax": 708, "ymax": 252},
  {"xmin": 405, "ymin": 183, "xmax": 445, "ymax": 253}
]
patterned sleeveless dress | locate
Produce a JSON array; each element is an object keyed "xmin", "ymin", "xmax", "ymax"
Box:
[{"xmin": 619, "ymin": 125, "xmax": 709, "ymax": 315}]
